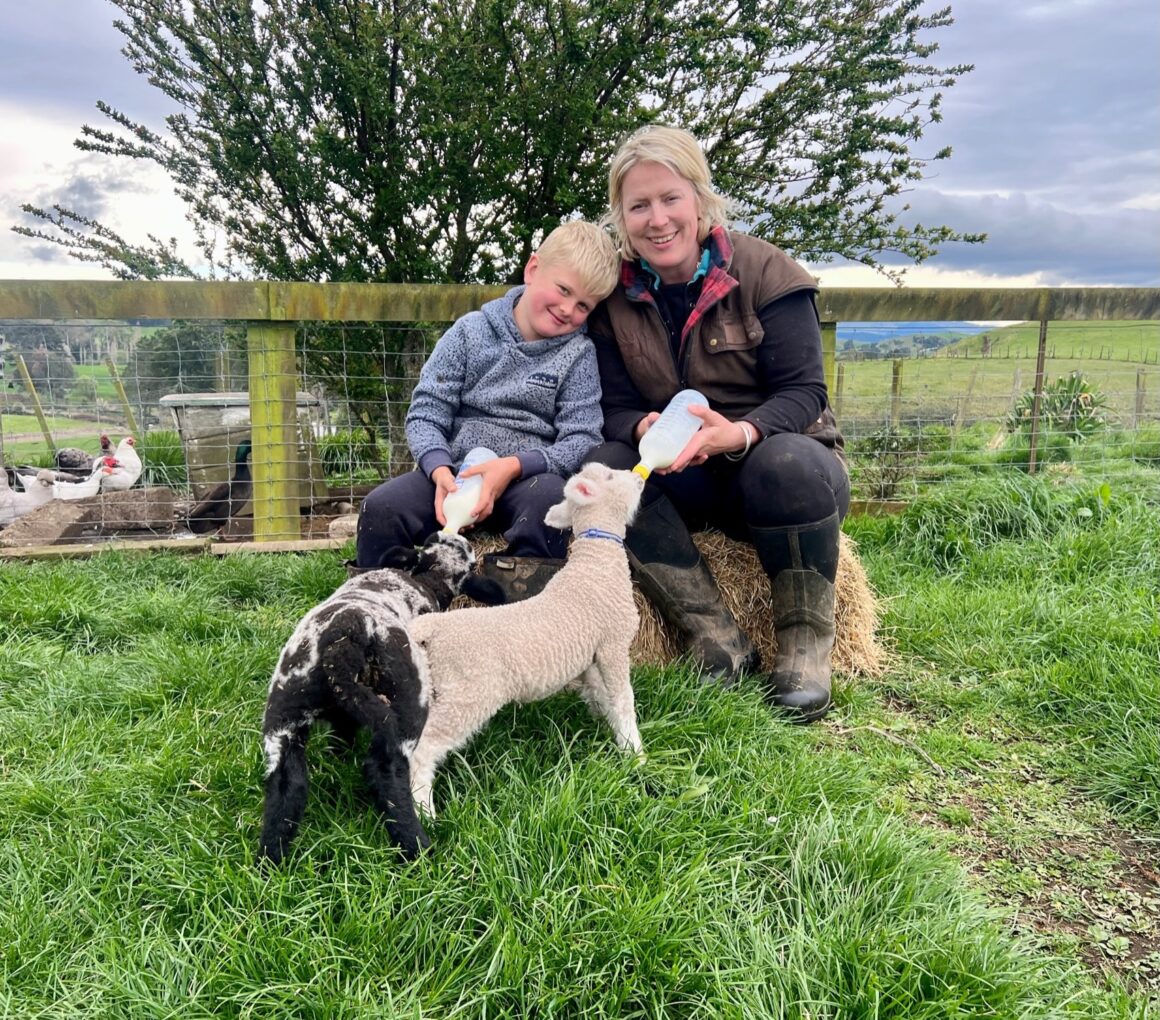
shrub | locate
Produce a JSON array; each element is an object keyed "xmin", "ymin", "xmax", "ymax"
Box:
[
  {"xmin": 850, "ymin": 424, "xmax": 923, "ymax": 499},
  {"xmin": 1005, "ymin": 371, "xmax": 1109, "ymax": 441},
  {"xmin": 317, "ymin": 428, "xmax": 386, "ymax": 480},
  {"xmin": 138, "ymin": 430, "xmax": 188, "ymax": 488}
]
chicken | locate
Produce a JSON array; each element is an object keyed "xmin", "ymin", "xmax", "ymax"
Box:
[
  {"xmin": 50, "ymin": 460, "xmax": 113, "ymax": 501},
  {"xmin": 187, "ymin": 440, "xmax": 253, "ymax": 533},
  {"xmin": 99, "ymin": 436, "xmax": 143, "ymax": 492},
  {"xmin": 0, "ymin": 469, "xmax": 55, "ymax": 525},
  {"xmin": 52, "ymin": 434, "xmax": 112, "ymax": 477}
]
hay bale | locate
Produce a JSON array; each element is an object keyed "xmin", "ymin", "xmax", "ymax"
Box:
[{"xmin": 464, "ymin": 529, "xmax": 886, "ymax": 679}]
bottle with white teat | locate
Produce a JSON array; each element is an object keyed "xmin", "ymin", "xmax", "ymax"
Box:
[
  {"xmin": 440, "ymin": 447, "xmax": 497, "ymax": 534},
  {"xmin": 633, "ymin": 389, "xmax": 707, "ymax": 480}
]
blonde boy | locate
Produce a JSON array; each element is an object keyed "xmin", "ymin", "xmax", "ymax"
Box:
[{"xmin": 356, "ymin": 221, "xmax": 620, "ymax": 599}]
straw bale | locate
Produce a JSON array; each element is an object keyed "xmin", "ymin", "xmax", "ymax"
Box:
[{"xmin": 464, "ymin": 529, "xmax": 886, "ymax": 679}]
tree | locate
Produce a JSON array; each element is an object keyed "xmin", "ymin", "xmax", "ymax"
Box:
[
  {"xmin": 127, "ymin": 322, "xmax": 248, "ymax": 402},
  {"xmin": 16, "ymin": 0, "xmax": 980, "ymax": 284}
]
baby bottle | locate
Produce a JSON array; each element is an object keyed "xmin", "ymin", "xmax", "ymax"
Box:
[
  {"xmin": 440, "ymin": 447, "xmax": 497, "ymax": 534},
  {"xmin": 633, "ymin": 389, "xmax": 708, "ymax": 480}
]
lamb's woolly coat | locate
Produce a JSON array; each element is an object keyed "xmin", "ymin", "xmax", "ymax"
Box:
[
  {"xmin": 258, "ymin": 533, "xmax": 494, "ymax": 865},
  {"xmin": 407, "ymin": 463, "xmax": 645, "ymax": 817}
]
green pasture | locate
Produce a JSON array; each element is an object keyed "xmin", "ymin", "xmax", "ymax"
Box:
[
  {"xmin": 0, "ymin": 414, "xmax": 119, "ymax": 466},
  {"xmin": 836, "ymin": 321, "xmax": 1158, "ymax": 427},
  {"xmin": 72, "ymin": 363, "xmax": 125, "ymax": 403},
  {"xmin": 0, "ymin": 471, "xmax": 1157, "ymax": 1016}
]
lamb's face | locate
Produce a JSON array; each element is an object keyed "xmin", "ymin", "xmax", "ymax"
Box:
[
  {"xmin": 555, "ymin": 463, "xmax": 645, "ymax": 527},
  {"xmin": 414, "ymin": 532, "xmax": 477, "ymax": 604}
]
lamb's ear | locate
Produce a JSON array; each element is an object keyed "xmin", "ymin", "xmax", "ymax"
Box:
[
  {"xmin": 461, "ymin": 575, "xmax": 508, "ymax": 605},
  {"xmin": 543, "ymin": 498, "xmax": 572, "ymax": 530},
  {"xmin": 377, "ymin": 546, "xmax": 420, "ymax": 571}
]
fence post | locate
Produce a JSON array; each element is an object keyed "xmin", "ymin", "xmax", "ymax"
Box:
[
  {"xmin": 248, "ymin": 321, "xmax": 300, "ymax": 542},
  {"xmin": 1135, "ymin": 368, "xmax": 1147, "ymax": 428},
  {"xmin": 834, "ymin": 363, "xmax": 845, "ymax": 420},
  {"xmin": 954, "ymin": 366, "xmax": 979, "ymax": 437},
  {"xmin": 890, "ymin": 359, "xmax": 904, "ymax": 426},
  {"xmin": 1027, "ymin": 316, "xmax": 1049, "ymax": 475},
  {"xmin": 104, "ymin": 356, "xmax": 141, "ymax": 438},
  {"xmin": 15, "ymin": 354, "xmax": 56, "ymax": 453},
  {"xmin": 821, "ymin": 321, "xmax": 837, "ymax": 398}
]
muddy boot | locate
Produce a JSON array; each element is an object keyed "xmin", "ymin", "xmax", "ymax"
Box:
[
  {"xmin": 627, "ymin": 496, "xmax": 759, "ymax": 685},
  {"xmin": 480, "ymin": 553, "xmax": 565, "ymax": 602},
  {"xmin": 751, "ymin": 514, "xmax": 840, "ymax": 723}
]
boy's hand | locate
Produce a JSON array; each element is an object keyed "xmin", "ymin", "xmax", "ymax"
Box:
[
  {"xmin": 433, "ymin": 456, "xmax": 520, "ymax": 527},
  {"xmin": 432, "ymin": 465, "xmax": 460, "ymax": 528},
  {"xmin": 460, "ymin": 456, "xmax": 520, "ymax": 522}
]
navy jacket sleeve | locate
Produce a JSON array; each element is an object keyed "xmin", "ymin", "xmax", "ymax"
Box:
[{"xmin": 747, "ymin": 290, "xmax": 829, "ymax": 438}]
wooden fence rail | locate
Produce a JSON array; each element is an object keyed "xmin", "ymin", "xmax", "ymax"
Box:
[{"xmin": 2, "ymin": 281, "xmax": 1158, "ymax": 541}]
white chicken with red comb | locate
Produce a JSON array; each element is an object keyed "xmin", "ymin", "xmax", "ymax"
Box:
[{"xmin": 99, "ymin": 436, "xmax": 143, "ymax": 492}]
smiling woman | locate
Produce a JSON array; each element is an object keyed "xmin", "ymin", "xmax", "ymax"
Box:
[{"xmin": 585, "ymin": 124, "xmax": 849, "ymax": 723}]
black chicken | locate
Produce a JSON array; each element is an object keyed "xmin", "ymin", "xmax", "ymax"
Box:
[
  {"xmin": 186, "ymin": 440, "xmax": 254, "ymax": 534},
  {"xmin": 52, "ymin": 434, "xmax": 113, "ymax": 479}
]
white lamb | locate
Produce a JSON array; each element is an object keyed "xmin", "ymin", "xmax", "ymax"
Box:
[{"xmin": 407, "ymin": 462, "xmax": 646, "ymax": 817}]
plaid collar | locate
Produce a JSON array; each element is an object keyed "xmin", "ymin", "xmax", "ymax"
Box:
[{"xmin": 620, "ymin": 226, "xmax": 740, "ymax": 356}]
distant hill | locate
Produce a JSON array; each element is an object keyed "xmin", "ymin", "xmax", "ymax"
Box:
[{"xmin": 837, "ymin": 322, "xmax": 995, "ymax": 345}]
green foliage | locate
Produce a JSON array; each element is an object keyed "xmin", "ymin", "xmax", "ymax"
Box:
[
  {"xmin": 67, "ymin": 376, "xmax": 99, "ymax": 405},
  {"xmin": 317, "ymin": 427, "xmax": 387, "ymax": 481},
  {"xmin": 850, "ymin": 423, "xmax": 924, "ymax": 499},
  {"xmin": 14, "ymin": 0, "xmax": 979, "ymax": 284},
  {"xmin": 9, "ymin": 345, "xmax": 76, "ymax": 402},
  {"xmin": 1006, "ymin": 371, "xmax": 1110, "ymax": 441},
  {"xmin": 849, "ymin": 473, "xmax": 1160, "ymax": 832},
  {"xmin": 874, "ymin": 472, "xmax": 1121, "ymax": 570},
  {"xmin": 126, "ymin": 321, "xmax": 247, "ymax": 402},
  {"xmin": 137, "ymin": 429, "xmax": 188, "ymax": 488}
]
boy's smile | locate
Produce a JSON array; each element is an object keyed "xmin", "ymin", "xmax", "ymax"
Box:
[{"xmin": 513, "ymin": 255, "xmax": 603, "ymax": 341}]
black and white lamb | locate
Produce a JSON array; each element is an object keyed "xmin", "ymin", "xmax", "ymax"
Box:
[
  {"xmin": 258, "ymin": 532, "xmax": 502, "ymax": 865},
  {"xmin": 406, "ymin": 463, "xmax": 646, "ymax": 819}
]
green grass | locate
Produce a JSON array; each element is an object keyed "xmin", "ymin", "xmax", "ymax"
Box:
[
  {"xmin": 836, "ymin": 321, "xmax": 1158, "ymax": 428},
  {"xmin": 1, "ymin": 475, "xmax": 1158, "ymax": 1015}
]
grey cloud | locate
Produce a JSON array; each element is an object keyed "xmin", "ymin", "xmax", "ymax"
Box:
[
  {"xmin": 893, "ymin": 189, "xmax": 1160, "ymax": 286},
  {"xmin": 0, "ymin": 2, "xmax": 174, "ymax": 122},
  {"xmin": 918, "ymin": 0, "xmax": 1160, "ymax": 211}
]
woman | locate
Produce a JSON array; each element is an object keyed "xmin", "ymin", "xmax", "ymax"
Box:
[{"xmin": 584, "ymin": 124, "xmax": 849, "ymax": 723}]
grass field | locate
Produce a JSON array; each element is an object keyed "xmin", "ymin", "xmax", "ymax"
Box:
[
  {"xmin": 837, "ymin": 322, "xmax": 1159, "ymax": 429},
  {"xmin": 1, "ymin": 470, "xmax": 1157, "ymax": 1017}
]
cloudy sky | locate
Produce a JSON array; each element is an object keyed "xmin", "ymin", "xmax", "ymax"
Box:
[{"xmin": 1, "ymin": 0, "xmax": 1157, "ymax": 287}]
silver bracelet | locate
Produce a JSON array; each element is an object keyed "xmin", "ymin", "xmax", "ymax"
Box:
[{"xmin": 724, "ymin": 421, "xmax": 754, "ymax": 461}]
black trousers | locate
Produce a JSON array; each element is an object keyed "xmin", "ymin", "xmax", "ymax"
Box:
[
  {"xmin": 584, "ymin": 433, "xmax": 849, "ymax": 544},
  {"xmin": 356, "ymin": 469, "xmax": 570, "ymax": 568}
]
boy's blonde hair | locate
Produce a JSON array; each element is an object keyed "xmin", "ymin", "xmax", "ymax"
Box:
[
  {"xmin": 605, "ymin": 124, "xmax": 732, "ymax": 261},
  {"xmin": 535, "ymin": 220, "xmax": 620, "ymax": 300}
]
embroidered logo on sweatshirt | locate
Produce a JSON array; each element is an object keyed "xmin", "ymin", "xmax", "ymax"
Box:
[{"xmin": 528, "ymin": 372, "xmax": 559, "ymax": 390}]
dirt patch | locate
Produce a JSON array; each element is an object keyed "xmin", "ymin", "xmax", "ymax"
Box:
[{"xmin": 914, "ymin": 775, "xmax": 1160, "ymax": 1000}]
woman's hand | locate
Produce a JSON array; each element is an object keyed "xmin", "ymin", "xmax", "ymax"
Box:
[
  {"xmin": 632, "ymin": 412, "xmax": 660, "ymax": 444},
  {"xmin": 666, "ymin": 405, "xmax": 756, "ymax": 472}
]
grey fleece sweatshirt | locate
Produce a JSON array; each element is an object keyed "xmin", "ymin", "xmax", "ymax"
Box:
[{"xmin": 405, "ymin": 286, "xmax": 604, "ymax": 479}]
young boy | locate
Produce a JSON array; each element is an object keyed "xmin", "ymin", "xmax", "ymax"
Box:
[{"xmin": 355, "ymin": 220, "xmax": 620, "ymax": 599}]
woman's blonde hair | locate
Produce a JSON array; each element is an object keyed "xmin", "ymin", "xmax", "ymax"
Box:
[{"xmin": 605, "ymin": 124, "xmax": 732, "ymax": 260}]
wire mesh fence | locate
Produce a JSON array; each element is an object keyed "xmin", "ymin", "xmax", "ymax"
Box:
[{"xmin": 1, "ymin": 294, "xmax": 1157, "ymax": 551}]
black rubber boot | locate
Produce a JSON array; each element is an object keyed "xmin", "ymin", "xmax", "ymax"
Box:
[
  {"xmin": 627, "ymin": 496, "xmax": 759, "ymax": 685},
  {"xmin": 750, "ymin": 514, "xmax": 840, "ymax": 723},
  {"xmin": 480, "ymin": 553, "xmax": 565, "ymax": 602}
]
